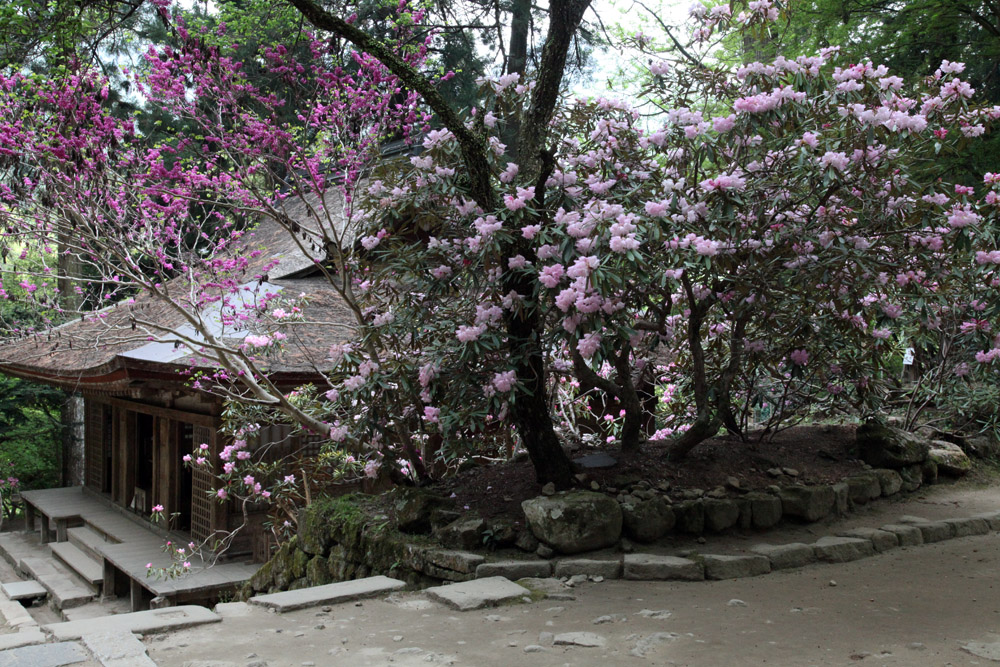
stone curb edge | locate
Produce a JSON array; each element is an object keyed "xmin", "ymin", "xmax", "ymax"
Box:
[{"xmin": 472, "ymin": 511, "xmax": 1000, "ymax": 583}]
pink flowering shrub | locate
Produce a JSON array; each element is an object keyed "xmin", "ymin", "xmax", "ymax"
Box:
[{"xmin": 340, "ymin": 5, "xmax": 1000, "ymax": 456}]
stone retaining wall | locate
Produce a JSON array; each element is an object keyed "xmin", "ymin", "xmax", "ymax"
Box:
[
  {"xmin": 243, "ymin": 495, "xmax": 469, "ymax": 597},
  {"xmin": 244, "ymin": 457, "xmax": 980, "ymax": 598}
]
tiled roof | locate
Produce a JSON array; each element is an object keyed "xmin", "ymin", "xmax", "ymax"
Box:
[{"xmin": 0, "ymin": 213, "xmax": 357, "ymax": 393}]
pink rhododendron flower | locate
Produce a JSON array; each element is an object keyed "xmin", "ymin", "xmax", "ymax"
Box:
[
  {"xmin": 975, "ymin": 349, "xmax": 1000, "ymax": 363},
  {"xmin": 577, "ymin": 332, "xmax": 602, "ymax": 358},
  {"xmin": 538, "ymin": 264, "xmax": 565, "ymax": 288},
  {"xmin": 499, "ymin": 162, "xmax": 519, "ymax": 183},
  {"xmin": 818, "ymin": 151, "xmax": 849, "ymax": 171},
  {"xmin": 492, "ymin": 370, "xmax": 517, "ymax": 392},
  {"xmin": 521, "ymin": 224, "xmax": 541, "ymax": 239},
  {"xmin": 455, "ymin": 324, "xmax": 486, "ymax": 342}
]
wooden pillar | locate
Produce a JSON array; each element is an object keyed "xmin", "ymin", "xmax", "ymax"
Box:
[
  {"xmin": 123, "ymin": 411, "xmax": 136, "ymax": 510},
  {"xmin": 23, "ymin": 504, "xmax": 35, "ymax": 534},
  {"xmin": 113, "ymin": 408, "xmax": 129, "ymax": 505},
  {"xmin": 101, "ymin": 559, "xmax": 118, "ymax": 600},
  {"xmin": 153, "ymin": 417, "xmax": 172, "ymax": 515},
  {"xmin": 129, "ymin": 579, "xmax": 143, "ymax": 612}
]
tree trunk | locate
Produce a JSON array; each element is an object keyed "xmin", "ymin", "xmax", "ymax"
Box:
[
  {"xmin": 510, "ymin": 385, "xmax": 576, "ymax": 488},
  {"xmin": 614, "ymin": 345, "xmax": 644, "ymax": 452},
  {"xmin": 286, "ymin": 0, "xmax": 589, "ymax": 487},
  {"xmin": 664, "ymin": 411, "xmax": 719, "ymax": 461},
  {"xmin": 503, "ymin": 273, "xmax": 576, "ymax": 488},
  {"xmin": 60, "ymin": 393, "xmax": 85, "ymax": 487}
]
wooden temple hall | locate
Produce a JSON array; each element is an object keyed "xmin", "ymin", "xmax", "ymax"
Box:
[{"xmin": 0, "ymin": 215, "xmax": 355, "ymax": 611}]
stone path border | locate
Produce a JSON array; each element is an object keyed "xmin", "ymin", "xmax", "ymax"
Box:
[{"xmin": 466, "ymin": 510, "xmax": 1000, "ymax": 585}]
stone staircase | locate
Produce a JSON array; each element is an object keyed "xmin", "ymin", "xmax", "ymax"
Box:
[
  {"xmin": 7, "ymin": 487, "xmax": 259, "ymax": 613},
  {"xmin": 0, "ymin": 524, "xmax": 109, "ymax": 612},
  {"xmin": 50, "ymin": 529, "xmax": 104, "ymax": 588}
]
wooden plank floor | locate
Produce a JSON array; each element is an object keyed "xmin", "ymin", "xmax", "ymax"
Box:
[
  {"xmin": 101, "ymin": 541, "xmax": 259, "ymax": 596},
  {"xmin": 18, "ymin": 487, "xmax": 258, "ymax": 603},
  {"xmin": 20, "ymin": 487, "xmax": 92, "ymax": 520}
]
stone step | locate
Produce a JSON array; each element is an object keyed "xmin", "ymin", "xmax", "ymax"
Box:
[
  {"xmin": 248, "ymin": 576, "xmax": 406, "ymax": 612},
  {"xmin": 0, "ymin": 579, "xmax": 47, "ymax": 602},
  {"xmin": 19, "ymin": 557, "xmax": 95, "ymax": 609},
  {"xmin": 44, "ymin": 605, "xmax": 221, "ymax": 641},
  {"xmin": 425, "ymin": 576, "xmax": 531, "ymax": 611},
  {"xmin": 0, "ymin": 640, "xmax": 88, "ymax": 665},
  {"xmin": 67, "ymin": 526, "xmax": 110, "ymax": 562},
  {"xmin": 50, "ymin": 542, "xmax": 103, "ymax": 588}
]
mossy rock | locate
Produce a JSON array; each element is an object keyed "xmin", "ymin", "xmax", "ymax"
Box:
[
  {"xmin": 621, "ymin": 496, "xmax": 675, "ymax": 542},
  {"xmin": 247, "ymin": 559, "xmax": 274, "ymax": 593},
  {"xmin": 287, "ymin": 577, "xmax": 311, "ymax": 591},
  {"xmin": 521, "ymin": 491, "xmax": 623, "ymax": 554},
  {"xmin": 306, "ymin": 555, "xmax": 332, "ymax": 586},
  {"xmin": 289, "ymin": 547, "xmax": 310, "ymax": 580},
  {"xmin": 487, "ymin": 518, "xmax": 519, "ymax": 548},
  {"xmin": 928, "ymin": 440, "xmax": 973, "ymax": 477},
  {"xmin": 298, "ymin": 495, "xmax": 364, "ymax": 555},
  {"xmin": 673, "ymin": 499, "xmax": 705, "ymax": 534},
  {"xmin": 437, "ymin": 514, "xmax": 487, "ymax": 550}
]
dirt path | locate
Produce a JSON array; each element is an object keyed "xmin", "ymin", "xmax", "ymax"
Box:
[{"xmin": 146, "ymin": 480, "xmax": 1000, "ymax": 667}]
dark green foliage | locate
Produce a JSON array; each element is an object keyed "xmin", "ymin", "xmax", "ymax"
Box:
[{"xmin": 0, "ymin": 375, "xmax": 63, "ymax": 491}]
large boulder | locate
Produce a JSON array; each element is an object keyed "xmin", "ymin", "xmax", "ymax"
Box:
[
  {"xmin": 522, "ymin": 491, "xmax": 622, "ymax": 554},
  {"xmin": 928, "ymin": 440, "xmax": 973, "ymax": 477},
  {"xmin": 855, "ymin": 422, "xmax": 930, "ymax": 468},
  {"xmin": 621, "ymin": 497, "xmax": 675, "ymax": 543}
]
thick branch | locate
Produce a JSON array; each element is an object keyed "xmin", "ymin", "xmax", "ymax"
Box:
[
  {"xmin": 283, "ymin": 0, "xmax": 497, "ymax": 209},
  {"xmin": 518, "ymin": 0, "xmax": 592, "ymax": 169}
]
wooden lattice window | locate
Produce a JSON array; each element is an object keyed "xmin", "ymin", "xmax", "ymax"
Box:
[{"xmin": 190, "ymin": 425, "xmax": 215, "ymax": 541}]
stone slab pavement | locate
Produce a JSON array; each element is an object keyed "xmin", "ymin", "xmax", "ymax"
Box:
[
  {"xmin": 80, "ymin": 631, "xmax": 156, "ymax": 667},
  {"xmin": 0, "ymin": 641, "xmax": 88, "ymax": 667}
]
